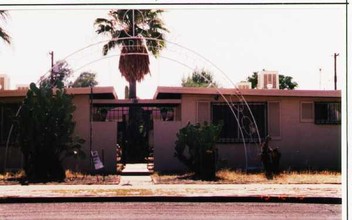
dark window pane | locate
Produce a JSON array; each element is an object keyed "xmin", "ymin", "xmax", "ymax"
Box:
[
  {"xmin": 212, "ymin": 102, "xmax": 267, "ymax": 143},
  {"xmin": 315, "ymin": 102, "xmax": 341, "ymax": 124}
]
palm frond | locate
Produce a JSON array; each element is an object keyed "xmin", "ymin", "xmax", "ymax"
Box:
[
  {"xmin": 95, "ymin": 9, "xmax": 167, "ymax": 83},
  {"xmin": 102, "ymin": 40, "xmax": 117, "ymax": 55},
  {"xmin": 0, "ymin": 10, "xmax": 8, "ymax": 20},
  {"xmin": 94, "ymin": 18, "xmax": 112, "ymax": 25},
  {"xmin": 119, "ymin": 41, "xmax": 150, "ymax": 82},
  {"xmin": 0, "ymin": 10, "xmax": 11, "ymax": 44}
]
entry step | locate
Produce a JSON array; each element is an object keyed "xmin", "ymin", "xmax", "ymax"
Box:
[{"xmin": 121, "ymin": 163, "xmax": 153, "ymax": 175}]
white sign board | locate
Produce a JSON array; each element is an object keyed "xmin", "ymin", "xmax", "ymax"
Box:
[{"xmin": 91, "ymin": 150, "xmax": 104, "ymax": 170}]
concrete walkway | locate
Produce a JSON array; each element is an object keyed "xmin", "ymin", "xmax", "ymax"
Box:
[{"xmin": 120, "ymin": 163, "xmax": 153, "ymax": 186}]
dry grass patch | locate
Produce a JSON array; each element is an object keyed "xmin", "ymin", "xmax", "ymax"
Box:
[
  {"xmin": 0, "ymin": 170, "xmax": 120, "ymax": 185},
  {"xmin": 153, "ymin": 170, "xmax": 341, "ymax": 184},
  {"xmin": 0, "ymin": 170, "xmax": 25, "ymax": 182}
]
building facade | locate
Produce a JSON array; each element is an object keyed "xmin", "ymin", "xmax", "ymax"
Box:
[{"xmin": 0, "ymin": 86, "xmax": 341, "ymax": 173}]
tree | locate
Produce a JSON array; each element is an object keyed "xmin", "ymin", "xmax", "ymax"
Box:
[
  {"xmin": 40, "ymin": 60, "xmax": 73, "ymax": 88},
  {"xmin": 94, "ymin": 9, "xmax": 168, "ymax": 99},
  {"xmin": 246, "ymin": 72, "xmax": 258, "ymax": 89},
  {"xmin": 246, "ymin": 72, "xmax": 298, "ymax": 90},
  {"xmin": 71, "ymin": 72, "xmax": 98, "ymax": 88},
  {"xmin": 16, "ymin": 81, "xmax": 85, "ymax": 183},
  {"xmin": 182, "ymin": 69, "xmax": 218, "ymax": 88},
  {"xmin": 0, "ymin": 10, "xmax": 11, "ymax": 45},
  {"xmin": 279, "ymin": 75, "xmax": 298, "ymax": 90}
]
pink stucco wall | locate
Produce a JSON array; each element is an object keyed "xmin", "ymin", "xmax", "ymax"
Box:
[
  {"xmin": 63, "ymin": 95, "xmax": 91, "ymax": 172},
  {"xmin": 154, "ymin": 93, "xmax": 341, "ymax": 171},
  {"xmin": 92, "ymin": 122, "xmax": 117, "ymax": 173},
  {"xmin": 65, "ymin": 95, "xmax": 117, "ymax": 173},
  {"xmin": 153, "ymin": 120, "xmax": 186, "ymax": 172}
]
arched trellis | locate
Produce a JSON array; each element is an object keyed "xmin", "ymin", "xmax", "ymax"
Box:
[{"xmin": 4, "ymin": 37, "xmax": 263, "ymax": 172}]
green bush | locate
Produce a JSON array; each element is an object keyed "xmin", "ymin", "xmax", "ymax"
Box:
[
  {"xmin": 175, "ymin": 122, "xmax": 222, "ymax": 180},
  {"xmin": 15, "ymin": 82, "xmax": 85, "ymax": 182}
]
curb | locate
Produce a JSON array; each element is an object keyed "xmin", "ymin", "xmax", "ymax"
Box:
[{"xmin": 0, "ymin": 196, "xmax": 342, "ymax": 204}]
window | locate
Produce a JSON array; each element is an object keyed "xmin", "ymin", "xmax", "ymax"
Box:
[
  {"xmin": 301, "ymin": 102, "xmax": 314, "ymax": 122},
  {"xmin": 197, "ymin": 101, "xmax": 210, "ymax": 123},
  {"xmin": 268, "ymin": 102, "xmax": 281, "ymax": 138},
  {"xmin": 315, "ymin": 102, "xmax": 341, "ymax": 124},
  {"xmin": 212, "ymin": 102, "xmax": 267, "ymax": 143}
]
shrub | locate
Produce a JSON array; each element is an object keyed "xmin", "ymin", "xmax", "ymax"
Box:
[
  {"xmin": 175, "ymin": 122, "xmax": 222, "ymax": 180},
  {"xmin": 15, "ymin": 82, "xmax": 85, "ymax": 182}
]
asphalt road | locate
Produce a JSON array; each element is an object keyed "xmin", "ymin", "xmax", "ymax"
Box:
[{"xmin": 0, "ymin": 202, "xmax": 341, "ymax": 220}]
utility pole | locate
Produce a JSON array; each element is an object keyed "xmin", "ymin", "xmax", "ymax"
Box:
[
  {"xmin": 49, "ymin": 51, "xmax": 54, "ymax": 85},
  {"xmin": 334, "ymin": 53, "xmax": 339, "ymax": 90},
  {"xmin": 319, "ymin": 68, "xmax": 322, "ymax": 90}
]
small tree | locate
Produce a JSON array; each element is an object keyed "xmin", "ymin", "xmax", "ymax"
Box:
[
  {"xmin": 40, "ymin": 60, "xmax": 73, "ymax": 88},
  {"xmin": 15, "ymin": 81, "xmax": 85, "ymax": 182},
  {"xmin": 279, "ymin": 75, "xmax": 298, "ymax": 90},
  {"xmin": 247, "ymin": 72, "xmax": 258, "ymax": 89},
  {"xmin": 71, "ymin": 72, "xmax": 98, "ymax": 88},
  {"xmin": 175, "ymin": 122, "xmax": 222, "ymax": 180},
  {"xmin": 182, "ymin": 69, "xmax": 218, "ymax": 88}
]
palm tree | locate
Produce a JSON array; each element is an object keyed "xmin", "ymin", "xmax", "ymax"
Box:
[
  {"xmin": 94, "ymin": 9, "xmax": 168, "ymax": 99},
  {"xmin": 0, "ymin": 10, "xmax": 11, "ymax": 44}
]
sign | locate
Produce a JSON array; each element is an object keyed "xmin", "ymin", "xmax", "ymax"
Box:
[{"xmin": 91, "ymin": 150, "xmax": 104, "ymax": 170}]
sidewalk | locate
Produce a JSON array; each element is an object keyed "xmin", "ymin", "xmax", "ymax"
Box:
[
  {"xmin": 0, "ymin": 164, "xmax": 342, "ymax": 204},
  {"xmin": 0, "ymin": 178, "xmax": 341, "ymax": 204}
]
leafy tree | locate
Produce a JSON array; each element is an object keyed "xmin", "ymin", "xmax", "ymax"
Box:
[
  {"xmin": 246, "ymin": 72, "xmax": 258, "ymax": 89},
  {"xmin": 246, "ymin": 72, "xmax": 298, "ymax": 90},
  {"xmin": 40, "ymin": 60, "xmax": 73, "ymax": 88},
  {"xmin": 94, "ymin": 9, "xmax": 168, "ymax": 99},
  {"xmin": 15, "ymin": 81, "xmax": 85, "ymax": 183},
  {"xmin": 0, "ymin": 10, "xmax": 11, "ymax": 45},
  {"xmin": 279, "ymin": 75, "xmax": 298, "ymax": 90},
  {"xmin": 71, "ymin": 72, "xmax": 98, "ymax": 88},
  {"xmin": 182, "ymin": 69, "xmax": 218, "ymax": 88}
]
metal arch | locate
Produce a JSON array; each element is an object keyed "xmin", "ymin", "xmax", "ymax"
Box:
[{"xmin": 5, "ymin": 36, "xmax": 262, "ymax": 172}]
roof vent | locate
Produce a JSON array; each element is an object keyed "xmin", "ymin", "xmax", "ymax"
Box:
[
  {"xmin": 236, "ymin": 81, "xmax": 252, "ymax": 90},
  {"xmin": 257, "ymin": 71, "xmax": 279, "ymax": 89}
]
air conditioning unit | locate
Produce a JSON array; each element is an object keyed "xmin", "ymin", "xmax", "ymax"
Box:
[
  {"xmin": 0, "ymin": 74, "xmax": 10, "ymax": 90},
  {"xmin": 257, "ymin": 70, "xmax": 279, "ymax": 89},
  {"xmin": 236, "ymin": 81, "xmax": 252, "ymax": 90}
]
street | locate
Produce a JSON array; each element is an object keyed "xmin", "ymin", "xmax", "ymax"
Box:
[{"xmin": 0, "ymin": 202, "xmax": 341, "ymax": 219}]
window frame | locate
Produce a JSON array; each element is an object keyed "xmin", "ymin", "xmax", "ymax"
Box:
[
  {"xmin": 300, "ymin": 101, "xmax": 314, "ymax": 123},
  {"xmin": 211, "ymin": 102, "xmax": 267, "ymax": 143},
  {"xmin": 314, "ymin": 102, "xmax": 341, "ymax": 125},
  {"xmin": 268, "ymin": 101, "xmax": 281, "ymax": 139}
]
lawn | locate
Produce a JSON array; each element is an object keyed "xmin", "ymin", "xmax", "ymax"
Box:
[{"xmin": 152, "ymin": 170, "xmax": 341, "ymax": 184}]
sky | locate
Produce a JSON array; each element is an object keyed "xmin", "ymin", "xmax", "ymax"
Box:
[{"xmin": 0, "ymin": 2, "xmax": 347, "ymax": 98}]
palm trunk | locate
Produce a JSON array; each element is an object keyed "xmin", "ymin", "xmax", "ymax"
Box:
[{"xmin": 129, "ymin": 80, "xmax": 137, "ymax": 99}]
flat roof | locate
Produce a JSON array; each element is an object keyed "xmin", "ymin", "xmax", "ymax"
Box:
[
  {"xmin": 93, "ymin": 99, "xmax": 181, "ymax": 107},
  {"xmin": 154, "ymin": 86, "xmax": 341, "ymax": 99},
  {"xmin": 0, "ymin": 86, "xmax": 118, "ymax": 99}
]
